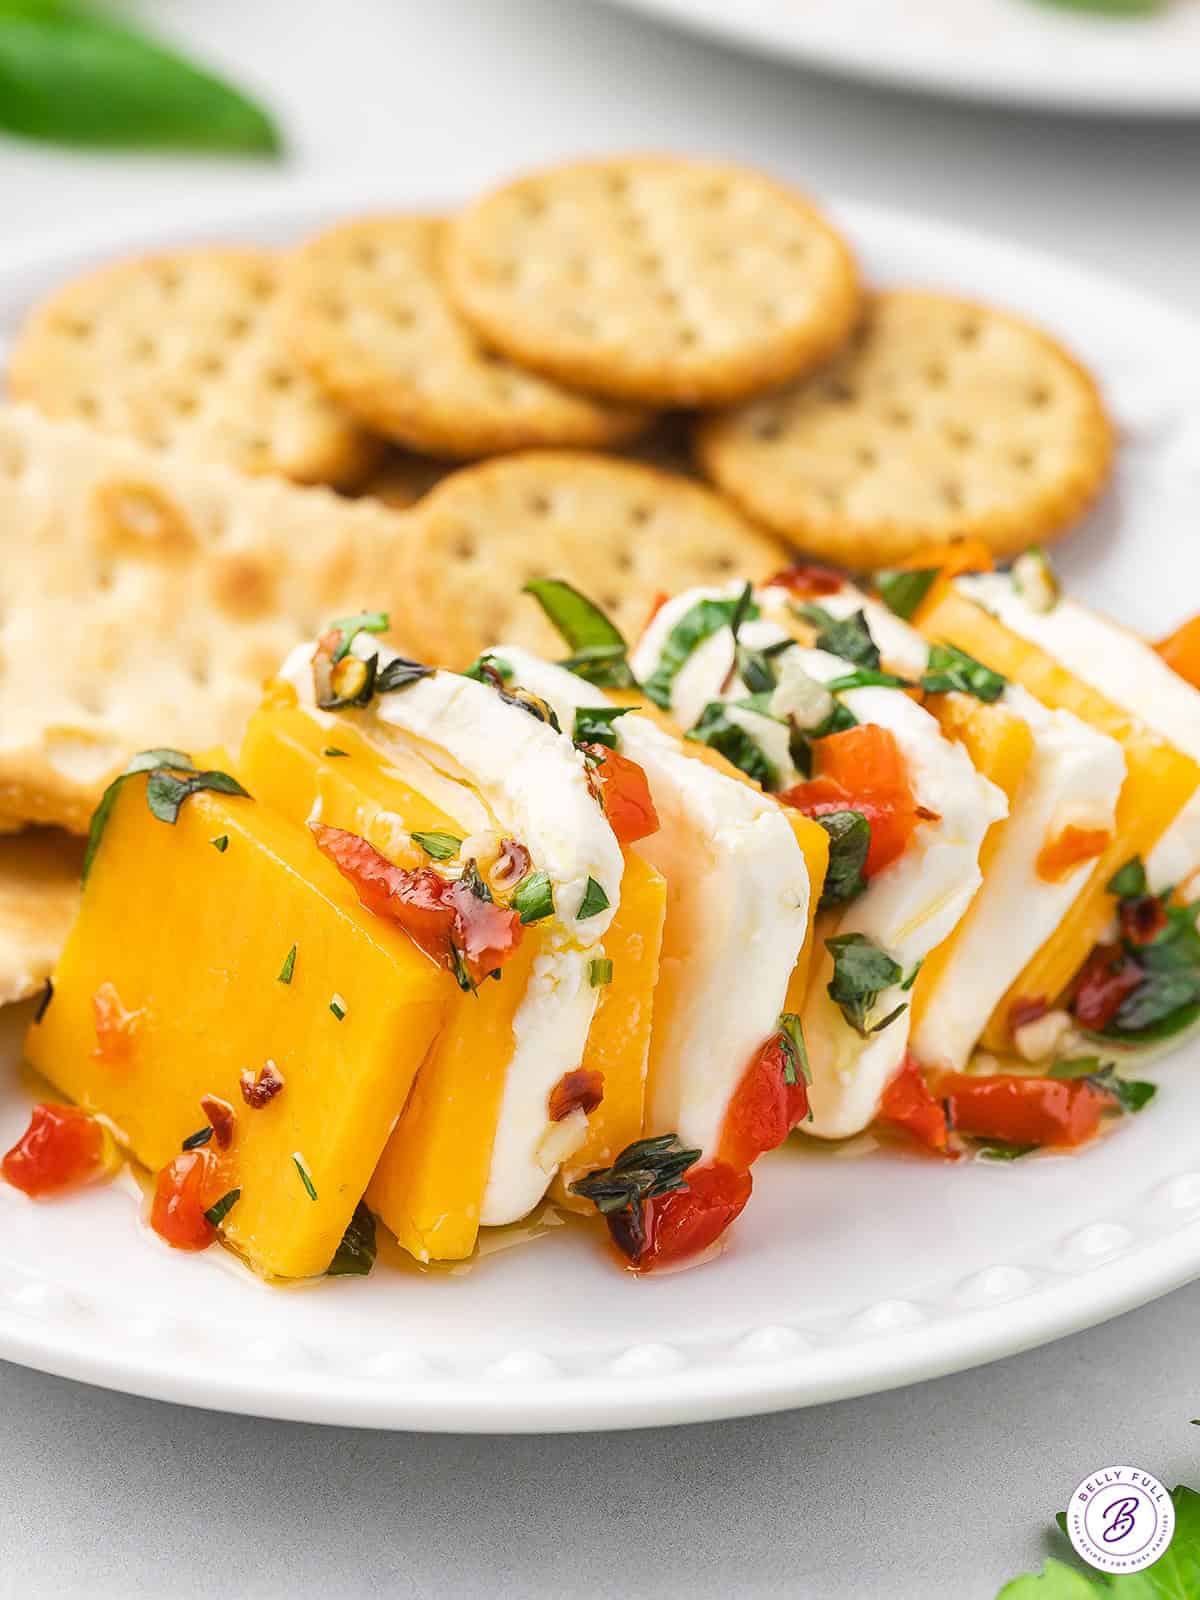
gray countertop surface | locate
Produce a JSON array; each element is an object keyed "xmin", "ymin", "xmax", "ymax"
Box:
[{"xmin": 3, "ymin": 4, "xmax": 1199, "ymax": 1594}]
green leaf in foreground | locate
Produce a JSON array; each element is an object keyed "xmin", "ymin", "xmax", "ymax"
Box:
[
  {"xmin": 644, "ymin": 594, "xmax": 754, "ymax": 708},
  {"xmin": 83, "ymin": 747, "xmax": 194, "ymax": 882},
  {"xmin": 0, "ymin": 1, "xmax": 282, "ymax": 154},
  {"xmin": 327, "ymin": 1201, "xmax": 377, "ymax": 1278},
  {"xmin": 572, "ymin": 704, "xmax": 633, "ymax": 750},
  {"xmin": 145, "ymin": 766, "xmax": 250, "ymax": 825},
  {"xmin": 921, "ymin": 642, "xmax": 1007, "ymax": 703},
  {"xmin": 875, "ymin": 567, "xmax": 938, "ymax": 622},
  {"xmin": 685, "ymin": 701, "xmax": 778, "ymax": 789},
  {"xmin": 812, "ymin": 810, "xmax": 870, "ymax": 909},
  {"xmin": 825, "ymin": 932, "xmax": 904, "ymax": 1037},
  {"xmin": 996, "ymin": 1483, "xmax": 1200, "ymax": 1598}
]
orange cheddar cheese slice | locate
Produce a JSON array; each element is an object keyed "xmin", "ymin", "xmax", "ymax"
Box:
[
  {"xmin": 24, "ymin": 772, "xmax": 447, "ymax": 1280},
  {"xmin": 918, "ymin": 585, "xmax": 1200, "ymax": 1045}
]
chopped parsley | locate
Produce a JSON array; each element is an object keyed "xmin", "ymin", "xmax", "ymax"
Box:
[
  {"xmin": 203, "ymin": 1188, "xmax": 241, "ymax": 1227},
  {"xmin": 825, "ymin": 932, "xmax": 906, "ymax": 1037},
  {"xmin": 181, "ymin": 1125, "xmax": 213, "ymax": 1150},
  {"xmin": 572, "ymin": 704, "xmax": 634, "ymax": 750},
  {"xmin": 920, "ymin": 642, "xmax": 1007, "ymax": 703},
  {"xmin": 589, "ymin": 957, "xmax": 614, "ymax": 987},
  {"xmin": 1107, "ymin": 855, "xmax": 1148, "ymax": 898},
  {"xmin": 778, "ymin": 1012, "xmax": 811, "ymax": 1089},
  {"xmin": 570, "ymin": 1134, "xmax": 699, "ymax": 1215},
  {"xmin": 329, "ymin": 993, "xmax": 347, "ymax": 1021},
  {"xmin": 323, "ymin": 747, "xmax": 349, "ymax": 759},
  {"xmin": 277, "ymin": 944, "xmax": 297, "ymax": 985},
  {"xmin": 578, "ymin": 875, "xmax": 611, "ymax": 920},
  {"xmin": 85, "ymin": 748, "xmax": 251, "ymax": 881},
  {"xmin": 328, "ymin": 1201, "xmax": 377, "ymax": 1277},
  {"xmin": 793, "ymin": 604, "xmax": 881, "ymax": 670},
  {"xmin": 812, "ymin": 811, "xmax": 870, "ymax": 908},
  {"xmin": 464, "ymin": 651, "xmax": 513, "ymax": 684},
  {"xmin": 292, "ymin": 1152, "xmax": 318, "ymax": 1201},
  {"xmin": 644, "ymin": 594, "xmax": 757, "ymax": 709},
  {"xmin": 523, "ymin": 578, "xmax": 638, "ymax": 689},
  {"xmin": 511, "ymin": 870, "xmax": 554, "ymax": 924},
  {"xmin": 411, "ymin": 830, "xmax": 462, "ymax": 861},
  {"xmin": 210, "ymin": 834, "xmax": 229, "ymax": 853},
  {"xmin": 327, "ymin": 611, "xmax": 389, "ymax": 662},
  {"xmin": 874, "ymin": 567, "xmax": 938, "ymax": 622}
]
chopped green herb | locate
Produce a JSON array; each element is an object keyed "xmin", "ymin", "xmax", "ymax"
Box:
[
  {"xmin": 511, "ymin": 870, "xmax": 554, "ymax": 924},
  {"xmin": 327, "ymin": 611, "xmax": 389, "ymax": 663},
  {"xmin": 778, "ymin": 1012, "xmax": 811, "ymax": 1089},
  {"xmin": 83, "ymin": 748, "xmax": 199, "ymax": 881},
  {"xmin": 644, "ymin": 594, "xmax": 756, "ymax": 709},
  {"xmin": 900, "ymin": 959, "xmax": 924, "ymax": 993},
  {"xmin": 448, "ymin": 944, "xmax": 475, "ymax": 995},
  {"xmin": 464, "ymin": 652, "xmax": 513, "ymax": 684},
  {"xmin": 578, "ymin": 875, "xmax": 611, "ymax": 920},
  {"xmin": 975, "ymin": 1140, "xmax": 1036, "ymax": 1162},
  {"xmin": 498, "ymin": 686, "xmax": 561, "ymax": 732},
  {"xmin": 823, "ymin": 668, "xmax": 914, "ymax": 693},
  {"xmin": 686, "ymin": 701, "xmax": 778, "ymax": 789},
  {"xmin": 459, "ymin": 860, "xmax": 493, "ymax": 902},
  {"xmin": 322, "ymin": 748, "xmax": 349, "ymax": 759},
  {"xmin": 812, "ymin": 810, "xmax": 870, "ymax": 909},
  {"xmin": 589, "ymin": 957, "xmax": 614, "ymax": 987},
  {"xmin": 1047, "ymin": 1056, "xmax": 1106, "ymax": 1079},
  {"xmin": 794, "ymin": 604, "xmax": 881, "ymax": 670},
  {"xmin": 292, "ymin": 1152, "xmax": 317, "ymax": 1201},
  {"xmin": 523, "ymin": 578, "xmax": 638, "ymax": 689},
  {"xmin": 735, "ymin": 635, "xmax": 794, "ymax": 696},
  {"xmin": 411, "ymin": 830, "xmax": 462, "ymax": 861},
  {"xmin": 181, "ymin": 1125, "xmax": 213, "ymax": 1150},
  {"xmin": 328, "ymin": 1201, "xmax": 377, "ymax": 1277},
  {"xmin": 317, "ymin": 651, "xmax": 378, "ymax": 709},
  {"xmin": 1104, "ymin": 971, "xmax": 1200, "ymax": 1042},
  {"xmin": 375, "ymin": 656, "xmax": 433, "ymax": 694},
  {"xmin": 920, "ymin": 642, "xmax": 1007, "ymax": 703},
  {"xmin": 203, "ymin": 1188, "xmax": 241, "ymax": 1227},
  {"xmin": 1049, "ymin": 1057, "xmax": 1158, "ymax": 1114},
  {"xmin": 875, "ymin": 568, "xmax": 938, "ymax": 622},
  {"xmin": 825, "ymin": 932, "xmax": 905, "ymax": 1037},
  {"xmin": 329, "ymin": 993, "xmax": 347, "ymax": 1021},
  {"xmin": 277, "ymin": 944, "xmax": 297, "ymax": 985},
  {"xmin": 572, "ymin": 704, "xmax": 634, "ymax": 749},
  {"xmin": 569, "ymin": 1134, "xmax": 699, "ymax": 1215},
  {"xmin": 146, "ymin": 766, "xmax": 250, "ymax": 826},
  {"xmin": 1107, "ymin": 855, "xmax": 1148, "ymax": 898},
  {"xmin": 210, "ymin": 834, "xmax": 229, "ymax": 852},
  {"xmin": 33, "ymin": 977, "xmax": 53, "ymax": 1024}
]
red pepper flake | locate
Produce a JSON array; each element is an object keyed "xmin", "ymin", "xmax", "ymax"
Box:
[
  {"xmin": 1008, "ymin": 994, "xmax": 1049, "ymax": 1037},
  {"xmin": 239, "ymin": 1060, "xmax": 285, "ymax": 1110},
  {"xmin": 1071, "ymin": 943, "xmax": 1144, "ymax": 1032},
  {"xmin": 491, "ymin": 838, "xmax": 532, "ymax": 893},
  {"xmin": 91, "ymin": 981, "xmax": 143, "ymax": 1065},
  {"xmin": 915, "ymin": 805, "xmax": 942, "ymax": 822},
  {"xmin": 199, "ymin": 1094, "xmax": 236, "ymax": 1150},
  {"xmin": 1118, "ymin": 894, "xmax": 1169, "ymax": 947},
  {"xmin": 548, "ymin": 1068, "xmax": 604, "ymax": 1122}
]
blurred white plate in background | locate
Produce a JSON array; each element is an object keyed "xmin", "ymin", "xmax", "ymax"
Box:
[
  {"xmin": 595, "ymin": 0, "xmax": 1200, "ymax": 116},
  {"xmin": 0, "ymin": 179, "xmax": 1199, "ymax": 1432}
]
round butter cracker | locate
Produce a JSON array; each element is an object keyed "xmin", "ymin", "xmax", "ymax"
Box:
[
  {"xmin": 697, "ymin": 289, "xmax": 1114, "ymax": 569},
  {"xmin": 446, "ymin": 156, "xmax": 861, "ymax": 408},
  {"xmin": 279, "ymin": 215, "xmax": 650, "ymax": 459},
  {"xmin": 398, "ymin": 451, "xmax": 789, "ymax": 665},
  {"xmin": 7, "ymin": 248, "xmax": 381, "ymax": 489}
]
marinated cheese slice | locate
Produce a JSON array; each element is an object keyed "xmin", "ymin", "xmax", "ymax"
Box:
[{"xmin": 24, "ymin": 772, "xmax": 447, "ymax": 1280}]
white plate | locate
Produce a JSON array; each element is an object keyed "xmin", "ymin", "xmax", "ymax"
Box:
[
  {"xmin": 2, "ymin": 180, "xmax": 1200, "ymax": 1433},
  {"xmin": 596, "ymin": 0, "xmax": 1200, "ymax": 117}
]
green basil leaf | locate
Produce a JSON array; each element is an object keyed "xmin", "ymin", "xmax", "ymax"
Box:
[
  {"xmin": 813, "ymin": 811, "xmax": 870, "ymax": 909},
  {"xmin": 875, "ymin": 568, "xmax": 938, "ymax": 621},
  {"xmin": 375, "ymin": 656, "xmax": 433, "ymax": 694},
  {"xmin": 511, "ymin": 870, "xmax": 554, "ymax": 924},
  {"xmin": 463, "ymin": 652, "xmax": 513, "ymax": 684},
  {"xmin": 145, "ymin": 766, "xmax": 250, "ymax": 825},
  {"xmin": 83, "ymin": 747, "xmax": 197, "ymax": 881},
  {"xmin": 578, "ymin": 875, "xmax": 611, "ymax": 920},
  {"xmin": 572, "ymin": 704, "xmax": 634, "ymax": 750},
  {"xmin": 0, "ymin": 1, "xmax": 281, "ymax": 153},
  {"xmin": 921, "ymin": 643, "xmax": 1007, "ymax": 703},
  {"xmin": 523, "ymin": 579, "xmax": 637, "ymax": 689},
  {"xmin": 1106, "ymin": 855, "xmax": 1148, "ymax": 898},
  {"xmin": 823, "ymin": 668, "xmax": 915, "ymax": 693},
  {"xmin": 795, "ymin": 605, "xmax": 881, "ymax": 670},
  {"xmin": 327, "ymin": 611, "xmax": 389, "ymax": 663},
  {"xmin": 685, "ymin": 702, "xmax": 778, "ymax": 789},
  {"xmin": 327, "ymin": 1201, "xmax": 377, "ymax": 1277},
  {"xmin": 1105, "ymin": 971, "xmax": 1200, "ymax": 1041},
  {"xmin": 411, "ymin": 830, "xmax": 462, "ymax": 862},
  {"xmin": 825, "ymin": 932, "xmax": 904, "ymax": 1037},
  {"xmin": 644, "ymin": 595, "xmax": 756, "ymax": 709}
]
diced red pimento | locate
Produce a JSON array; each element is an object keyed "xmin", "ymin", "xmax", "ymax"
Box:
[
  {"xmin": 1157, "ymin": 613, "xmax": 1200, "ymax": 690},
  {"xmin": 1035, "ymin": 825, "xmax": 1112, "ymax": 884},
  {"xmin": 936, "ymin": 1071, "xmax": 1114, "ymax": 1149},
  {"xmin": 642, "ymin": 591, "xmax": 671, "ymax": 634},
  {"xmin": 780, "ymin": 724, "xmax": 919, "ymax": 879},
  {"xmin": 616, "ymin": 1163, "xmax": 752, "ymax": 1273},
  {"xmin": 2, "ymin": 1104, "xmax": 110, "ymax": 1197},
  {"xmin": 716, "ymin": 1030, "xmax": 810, "ymax": 1172},
  {"xmin": 548, "ymin": 1068, "xmax": 604, "ymax": 1122},
  {"xmin": 767, "ymin": 561, "xmax": 847, "ymax": 598},
  {"xmin": 311, "ymin": 824, "xmax": 524, "ymax": 987},
  {"xmin": 579, "ymin": 744, "xmax": 659, "ymax": 845},
  {"xmin": 1118, "ymin": 894, "xmax": 1169, "ymax": 947},
  {"xmin": 1071, "ymin": 943, "xmax": 1144, "ymax": 1032},
  {"xmin": 877, "ymin": 1053, "xmax": 952, "ymax": 1156},
  {"xmin": 150, "ymin": 1147, "xmax": 230, "ymax": 1251}
]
